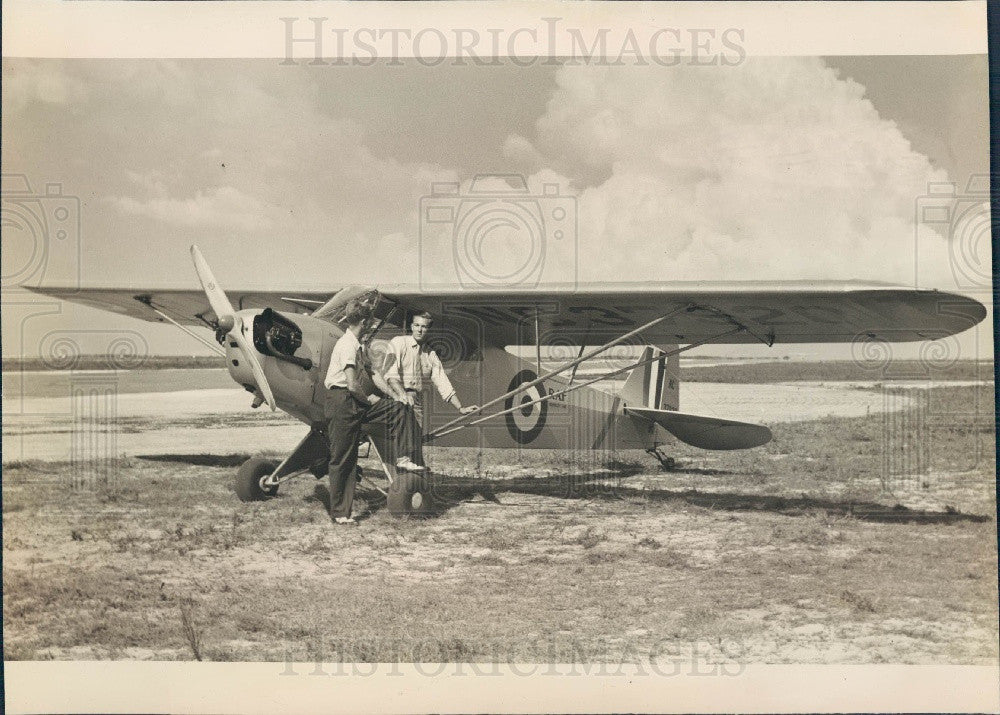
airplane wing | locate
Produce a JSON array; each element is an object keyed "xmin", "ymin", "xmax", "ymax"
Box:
[
  {"xmin": 624, "ymin": 406, "xmax": 773, "ymax": 450},
  {"xmin": 379, "ymin": 282, "xmax": 987, "ymax": 346},
  {"xmin": 24, "ymin": 287, "xmax": 334, "ymax": 327},
  {"xmin": 28, "ymin": 281, "xmax": 986, "ymax": 346}
]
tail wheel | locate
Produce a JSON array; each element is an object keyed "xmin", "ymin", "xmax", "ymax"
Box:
[
  {"xmin": 235, "ymin": 457, "xmax": 279, "ymax": 502},
  {"xmin": 387, "ymin": 473, "xmax": 435, "ymax": 517}
]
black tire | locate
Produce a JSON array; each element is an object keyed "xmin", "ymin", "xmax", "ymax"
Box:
[
  {"xmin": 235, "ymin": 458, "xmax": 279, "ymax": 502},
  {"xmin": 387, "ymin": 473, "xmax": 435, "ymax": 517}
]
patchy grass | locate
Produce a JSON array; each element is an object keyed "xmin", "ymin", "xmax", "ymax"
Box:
[
  {"xmin": 841, "ymin": 589, "xmax": 878, "ymax": 614},
  {"xmin": 683, "ymin": 359, "xmax": 993, "ymax": 384},
  {"xmin": 2, "ymin": 385, "xmax": 996, "ymax": 664},
  {"xmin": 638, "ymin": 548, "xmax": 689, "ymax": 569}
]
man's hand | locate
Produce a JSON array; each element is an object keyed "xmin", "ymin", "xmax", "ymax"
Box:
[
  {"xmin": 387, "ymin": 378, "xmax": 413, "ymax": 406},
  {"xmin": 367, "ymin": 394, "xmax": 382, "ymax": 406},
  {"xmin": 459, "ymin": 405, "xmax": 479, "ymax": 415}
]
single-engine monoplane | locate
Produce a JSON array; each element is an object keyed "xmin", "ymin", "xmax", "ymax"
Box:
[{"xmin": 30, "ymin": 245, "xmax": 987, "ymax": 515}]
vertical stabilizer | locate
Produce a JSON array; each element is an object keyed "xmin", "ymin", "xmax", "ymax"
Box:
[{"xmin": 620, "ymin": 344, "xmax": 680, "ymax": 410}]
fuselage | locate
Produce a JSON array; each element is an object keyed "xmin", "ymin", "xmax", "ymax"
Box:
[{"xmin": 222, "ymin": 308, "xmax": 656, "ymax": 452}]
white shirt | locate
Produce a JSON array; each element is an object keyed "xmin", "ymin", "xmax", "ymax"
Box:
[
  {"xmin": 382, "ymin": 335, "xmax": 456, "ymax": 402},
  {"xmin": 324, "ymin": 329, "xmax": 362, "ymax": 389}
]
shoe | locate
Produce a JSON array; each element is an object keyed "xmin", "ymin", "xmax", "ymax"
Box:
[
  {"xmin": 395, "ymin": 458, "xmax": 428, "ymax": 473},
  {"xmin": 334, "ymin": 516, "xmax": 357, "ymax": 525}
]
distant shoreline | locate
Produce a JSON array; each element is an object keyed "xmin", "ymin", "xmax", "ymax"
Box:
[
  {"xmin": 3, "ymin": 356, "xmax": 224, "ymax": 372},
  {"xmin": 1, "ymin": 355, "xmax": 992, "ymax": 384}
]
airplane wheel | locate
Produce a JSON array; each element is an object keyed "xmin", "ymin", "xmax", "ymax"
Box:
[
  {"xmin": 235, "ymin": 458, "xmax": 279, "ymax": 502},
  {"xmin": 387, "ymin": 473, "xmax": 434, "ymax": 517}
]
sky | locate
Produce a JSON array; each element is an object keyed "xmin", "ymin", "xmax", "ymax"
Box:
[{"xmin": 1, "ymin": 56, "xmax": 991, "ymax": 361}]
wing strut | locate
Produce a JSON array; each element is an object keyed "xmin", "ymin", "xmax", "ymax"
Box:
[
  {"xmin": 135, "ymin": 297, "xmax": 226, "ymax": 357},
  {"xmin": 568, "ymin": 344, "xmax": 587, "ymax": 385},
  {"xmin": 425, "ymin": 322, "xmax": 747, "ymax": 443},
  {"xmin": 427, "ymin": 304, "xmax": 695, "ymax": 439},
  {"xmin": 534, "ymin": 307, "xmax": 542, "ymax": 373},
  {"xmin": 695, "ymin": 304, "xmax": 777, "ymax": 347}
]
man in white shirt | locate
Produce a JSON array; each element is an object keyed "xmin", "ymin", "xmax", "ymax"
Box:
[
  {"xmin": 325, "ymin": 300, "xmax": 424, "ymax": 524},
  {"xmin": 382, "ymin": 311, "xmax": 479, "ymax": 428}
]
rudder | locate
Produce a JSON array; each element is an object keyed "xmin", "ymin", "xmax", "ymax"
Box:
[{"xmin": 620, "ymin": 344, "xmax": 680, "ymax": 410}]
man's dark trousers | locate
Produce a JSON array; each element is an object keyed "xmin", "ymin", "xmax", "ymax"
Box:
[{"xmin": 327, "ymin": 391, "xmax": 409, "ymax": 520}]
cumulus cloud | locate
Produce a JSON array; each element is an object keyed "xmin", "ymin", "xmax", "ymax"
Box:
[
  {"xmin": 3, "ymin": 58, "xmax": 986, "ymax": 297},
  {"xmin": 3, "ymin": 61, "xmax": 457, "ymax": 286},
  {"xmin": 2, "ymin": 60, "xmax": 88, "ymax": 111},
  {"xmin": 508, "ymin": 59, "xmax": 982, "ymax": 290},
  {"xmin": 108, "ymin": 185, "xmax": 274, "ymax": 232}
]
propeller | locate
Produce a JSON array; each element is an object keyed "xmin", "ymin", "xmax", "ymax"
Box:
[{"xmin": 190, "ymin": 245, "xmax": 276, "ymax": 411}]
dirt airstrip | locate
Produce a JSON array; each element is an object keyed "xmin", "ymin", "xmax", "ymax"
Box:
[{"xmin": 2, "ymin": 375, "xmax": 997, "ymax": 665}]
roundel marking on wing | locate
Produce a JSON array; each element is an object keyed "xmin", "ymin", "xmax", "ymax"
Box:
[{"xmin": 504, "ymin": 369, "xmax": 547, "ymax": 444}]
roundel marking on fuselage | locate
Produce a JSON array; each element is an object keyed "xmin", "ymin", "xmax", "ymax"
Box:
[{"xmin": 504, "ymin": 369, "xmax": 547, "ymax": 444}]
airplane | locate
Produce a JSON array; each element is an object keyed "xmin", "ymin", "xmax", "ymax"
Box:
[{"xmin": 28, "ymin": 245, "xmax": 987, "ymax": 516}]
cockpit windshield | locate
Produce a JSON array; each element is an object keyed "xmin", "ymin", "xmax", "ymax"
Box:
[
  {"xmin": 313, "ymin": 287, "xmax": 393, "ymax": 344},
  {"xmin": 311, "ymin": 285, "xmax": 378, "ymax": 321}
]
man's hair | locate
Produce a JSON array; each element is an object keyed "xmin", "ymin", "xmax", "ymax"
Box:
[
  {"xmin": 410, "ymin": 311, "xmax": 434, "ymax": 327},
  {"xmin": 344, "ymin": 300, "xmax": 373, "ymax": 327}
]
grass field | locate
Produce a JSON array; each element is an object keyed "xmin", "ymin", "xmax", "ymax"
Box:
[
  {"xmin": 682, "ymin": 359, "xmax": 994, "ymax": 383},
  {"xmin": 3, "ymin": 384, "xmax": 996, "ymax": 665}
]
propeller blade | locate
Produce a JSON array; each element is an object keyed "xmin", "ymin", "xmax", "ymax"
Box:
[
  {"xmin": 190, "ymin": 245, "xmax": 276, "ymax": 411},
  {"xmin": 231, "ymin": 315, "xmax": 276, "ymax": 411},
  {"xmin": 190, "ymin": 244, "xmax": 236, "ymax": 331}
]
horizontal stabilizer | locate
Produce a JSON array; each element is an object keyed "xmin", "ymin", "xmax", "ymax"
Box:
[{"xmin": 626, "ymin": 407, "xmax": 772, "ymax": 450}]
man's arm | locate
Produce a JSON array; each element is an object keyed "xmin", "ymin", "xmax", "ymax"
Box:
[
  {"xmin": 381, "ymin": 341, "xmax": 414, "ymax": 405},
  {"xmin": 369, "ymin": 370, "xmax": 398, "ymax": 403},
  {"xmin": 386, "ymin": 376, "xmax": 412, "ymax": 404},
  {"xmin": 429, "ymin": 351, "xmax": 478, "ymax": 414},
  {"xmin": 343, "ymin": 365, "xmax": 371, "ymax": 405}
]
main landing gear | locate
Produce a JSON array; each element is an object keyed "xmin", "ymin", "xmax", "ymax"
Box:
[
  {"xmin": 234, "ymin": 457, "xmax": 280, "ymax": 501},
  {"xmin": 233, "ymin": 427, "xmax": 435, "ymax": 517}
]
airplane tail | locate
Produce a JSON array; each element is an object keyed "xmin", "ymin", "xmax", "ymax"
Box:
[
  {"xmin": 620, "ymin": 345, "xmax": 771, "ymax": 450},
  {"xmin": 620, "ymin": 344, "xmax": 679, "ymax": 411}
]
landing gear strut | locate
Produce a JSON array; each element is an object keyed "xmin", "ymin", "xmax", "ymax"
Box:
[
  {"xmin": 233, "ymin": 427, "xmax": 433, "ymax": 516},
  {"xmin": 646, "ymin": 446, "xmax": 676, "ymax": 472}
]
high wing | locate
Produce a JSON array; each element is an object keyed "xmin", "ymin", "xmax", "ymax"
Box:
[
  {"xmin": 379, "ymin": 282, "xmax": 987, "ymax": 346},
  {"xmin": 24, "ymin": 287, "xmax": 334, "ymax": 328},
  {"xmin": 27, "ymin": 281, "xmax": 986, "ymax": 345}
]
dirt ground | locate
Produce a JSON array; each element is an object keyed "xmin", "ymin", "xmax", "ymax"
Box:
[{"xmin": 2, "ymin": 383, "xmax": 997, "ymax": 665}]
